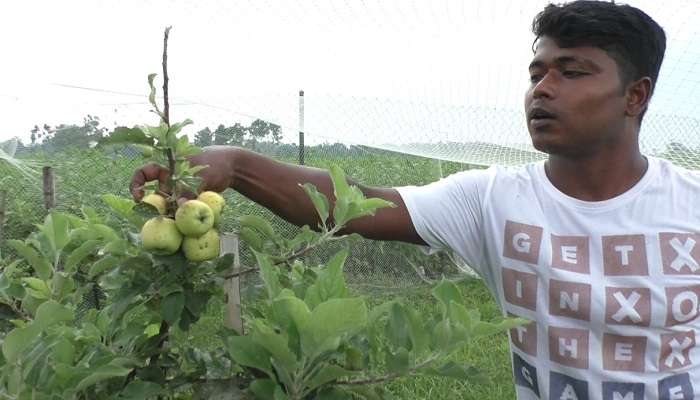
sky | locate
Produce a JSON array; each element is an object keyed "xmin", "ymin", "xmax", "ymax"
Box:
[{"xmin": 1, "ymin": 0, "xmax": 699, "ymax": 161}]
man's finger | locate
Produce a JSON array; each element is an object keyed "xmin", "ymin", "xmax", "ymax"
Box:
[{"xmin": 130, "ymin": 164, "xmax": 170, "ymax": 201}]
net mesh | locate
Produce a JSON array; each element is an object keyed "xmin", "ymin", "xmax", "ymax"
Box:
[{"xmin": 2, "ymin": 0, "xmax": 700, "ymax": 289}]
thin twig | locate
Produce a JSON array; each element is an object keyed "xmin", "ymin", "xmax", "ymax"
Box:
[
  {"xmin": 162, "ymin": 26, "xmax": 171, "ymax": 126},
  {"xmin": 335, "ymin": 355, "xmax": 440, "ymax": 386},
  {"xmin": 223, "ymin": 266, "xmax": 258, "ymax": 279}
]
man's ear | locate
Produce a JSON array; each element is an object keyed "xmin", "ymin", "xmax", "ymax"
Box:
[{"xmin": 625, "ymin": 77, "xmax": 652, "ymax": 118}]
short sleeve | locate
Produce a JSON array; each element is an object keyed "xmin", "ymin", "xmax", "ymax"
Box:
[{"xmin": 395, "ymin": 167, "xmax": 496, "ymax": 273}]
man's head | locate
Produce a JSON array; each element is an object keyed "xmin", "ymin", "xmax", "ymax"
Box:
[{"xmin": 524, "ymin": 1, "xmax": 666, "ymax": 158}]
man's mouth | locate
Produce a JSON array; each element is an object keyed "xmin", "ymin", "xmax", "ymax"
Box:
[{"xmin": 528, "ymin": 107, "xmax": 556, "ymax": 121}]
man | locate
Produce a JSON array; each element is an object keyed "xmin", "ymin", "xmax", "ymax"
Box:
[{"xmin": 132, "ymin": 2, "xmax": 700, "ymax": 399}]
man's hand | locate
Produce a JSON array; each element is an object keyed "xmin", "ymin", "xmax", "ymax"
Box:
[{"xmin": 130, "ymin": 146, "xmax": 235, "ymax": 201}]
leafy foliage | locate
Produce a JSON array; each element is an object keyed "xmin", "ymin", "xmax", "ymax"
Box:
[{"xmin": 0, "ymin": 66, "xmax": 524, "ymax": 399}]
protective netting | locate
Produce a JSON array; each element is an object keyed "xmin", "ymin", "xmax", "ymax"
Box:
[{"xmin": 2, "ymin": 0, "xmax": 700, "ymax": 289}]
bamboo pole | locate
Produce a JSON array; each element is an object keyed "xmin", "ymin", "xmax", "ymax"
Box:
[
  {"xmin": 298, "ymin": 90, "xmax": 305, "ymax": 165},
  {"xmin": 43, "ymin": 166, "xmax": 55, "ymax": 210},
  {"xmin": 221, "ymin": 233, "xmax": 243, "ymax": 334}
]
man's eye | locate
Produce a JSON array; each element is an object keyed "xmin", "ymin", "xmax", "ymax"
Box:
[
  {"xmin": 563, "ymin": 71, "xmax": 586, "ymax": 78},
  {"xmin": 529, "ymin": 75, "xmax": 543, "ymax": 83}
]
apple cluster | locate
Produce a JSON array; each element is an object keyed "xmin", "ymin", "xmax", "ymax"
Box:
[{"xmin": 139, "ymin": 191, "xmax": 225, "ymax": 261}]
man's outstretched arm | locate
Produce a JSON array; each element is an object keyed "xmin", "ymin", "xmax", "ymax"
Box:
[{"xmin": 130, "ymin": 146, "xmax": 426, "ymax": 245}]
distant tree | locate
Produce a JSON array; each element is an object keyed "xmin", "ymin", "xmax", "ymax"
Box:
[
  {"xmin": 248, "ymin": 119, "xmax": 283, "ymax": 150},
  {"xmin": 194, "ymin": 127, "xmax": 213, "ymax": 147},
  {"xmin": 30, "ymin": 115, "xmax": 107, "ymax": 153}
]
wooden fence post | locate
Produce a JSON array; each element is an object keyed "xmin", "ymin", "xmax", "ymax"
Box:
[
  {"xmin": 43, "ymin": 166, "xmax": 55, "ymax": 210},
  {"xmin": 220, "ymin": 233, "xmax": 243, "ymax": 334},
  {"xmin": 298, "ymin": 90, "xmax": 305, "ymax": 165}
]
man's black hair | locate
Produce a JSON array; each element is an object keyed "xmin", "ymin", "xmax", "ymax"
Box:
[{"xmin": 532, "ymin": 1, "xmax": 666, "ymax": 101}]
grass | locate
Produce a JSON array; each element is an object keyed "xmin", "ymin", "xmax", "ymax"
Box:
[{"xmin": 172, "ymin": 278, "xmax": 516, "ymax": 400}]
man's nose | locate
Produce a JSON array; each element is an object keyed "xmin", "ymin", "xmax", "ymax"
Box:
[{"xmin": 532, "ymin": 72, "xmax": 557, "ymax": 99}]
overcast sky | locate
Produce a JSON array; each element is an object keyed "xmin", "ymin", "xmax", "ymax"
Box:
[{"xmin": 1, "ymin": 0, "xmax": 699, "ymax": 158}]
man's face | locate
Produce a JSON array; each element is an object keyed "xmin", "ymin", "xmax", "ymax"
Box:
[{"xmin": 524, "ymin": 36, "xmax": 629, "ymax": 157}]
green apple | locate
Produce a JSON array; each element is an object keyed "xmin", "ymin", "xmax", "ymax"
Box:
[
  {"xmin": 197, "ymin": 191, "xmax": 225, "ymax": 226},
  {"xmin": 182, "ymin": 229, "xmax": 220, "ymax": 261},
  {"xmin": 175, "ymin": 200, "xmax": 215, "ymax": 237},
  {"xmin": 142, "ymin": 193, "xmax": 167, "ymax": 215},
  {"xmin": 141, "ymin": 216, "xmax": 183, "ymax": 255}
]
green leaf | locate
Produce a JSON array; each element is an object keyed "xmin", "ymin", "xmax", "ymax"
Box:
[
  {"xmin": 119, "ymin": 380, "xmax": 164, "ymax": 399},
  {"xmin": 304, "ymin": 249, "xmax": 349, "ymax": 309},
  {"xmin": 315, "ymin": 387, "xmax": 353, "ymax": 400},
  {"xmin": 168, "ymin": 119, "xmax": 194, "ymax": 137},
  {"xmin": 148, "ymin": 73, "xmax": 159, "ymax": 111},
  {"xmin": 92, "ymin": 223, "xmax": 120, "ymax": 242},
  {"xmin": 64, "ymin": 239, "xmax": 101, "ymax": 273},
  {"xmin": 76, "ymin": 363, "xmax": 133, "ymax": 391},
  {"xmin": 22, "ymin": 277, "xmax": 51, "ymax": 299},
  {"xmin": 423, "ymin": 361, "xmax": 485, "ymax": 383},
  {"xmin": 254, "ymin": 250, "xmax": 281, "ymax": 299},
  {"xmin": 386, "ymin": 303, "xmax": 411, "ymax": 350},
  {"xmin": 103, "ymin": 194, "xmax": 136, "ymax": 217},
  {"xmin": 103, "ymin": 238, "xmax": 129, "ymax": 256},
  {"xmin": 272, "ymin": 294, "xmax": 311, "ymax": 332},
  {"xmin": 161, "ymin": 291, "xmax": 185, "ymax": 325},
  {"xmin": 471, "ymin": 316, "xmax": 530, "ymax": 338},
  {"xmin": 404, "ymin": 305, "xmax": 430, "ymax": 355},
  {"xmin": 2, "ymin": 323, "xmax": 42, "ymax": 363},
  {"xmin": 100, "ymin": 126, "xmax": 155, "ymax": 147},
  {"xmin": 143, "ymin": 123, "xmax": 170, "ymax": 142},
  {"xmin": 274, "ymin": 386, "xmax": 289, "ymax": 400},
  {"xmin": 186, "ymin": 164, "xmax": 208, "ymax": 176},
  {"xmin": 40, "ymin": 212, "xmax": 71, "ymax": 254},
  {"xmin": 386, "ymin": 347, "xmax": 410, "ymax": 374},
  {"xmin": 88, "ymin": 256, "xmax": 121, "ymax": 278},
  {"xmin": 333, "ymin": 197, "xmax": 349, "ymax": 228},
  {"xmin": 329, "ymin": 165, "xmax": 351, "ymax": 199},
  {"xmin": 240, "ymin": 227, "xmax": 264, "ymax": 252},
  {"xmin": 34, "ymin": 300, "xmax": 74, "ymax": 330},
  {"xmin": 432, "ymin": 280, "xmax": 464, "ymax": 314},
  {"xmin": 144, "ymin": 323, "xmax": 161, "ymax": 338},
  {"xmin": 239, "ymin": 215, "xmax": 277, "ymax": 239},
  {"xmin": 250, "ymin": 379, "xmax": 278, "ymax": 400},
  {"xmin": 226, "ymin": 335, "xmax": 273, "ymax": 378},
  {"xmin": 52, "ymin": 337, "xmax": 75, "ymax": 364},
  {"xmin": 303, "ymin": 298, "xmax": 367, "ymax": 355},
  {"xmin": 300, "ymin": 183, "xmax": 329, "ymax": 228},
  {"xmin": 306, "ymin": 364, "xmax": 356, "ymax": 392},
  {"xmin": 8, "ymin": 240, "xmax": 52, "ymax": 280},
  {"xmin": 174, "ymin": 134, "xmax": 202, "ymax": 158},
  {"xmin": 250, "ymin": 320, "xmax": 297, "ymax": 373}
]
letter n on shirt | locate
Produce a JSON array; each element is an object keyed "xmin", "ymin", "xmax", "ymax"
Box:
[{"xmin": 549, "ymin": 279, "xmax": 591, "ymax": 321}]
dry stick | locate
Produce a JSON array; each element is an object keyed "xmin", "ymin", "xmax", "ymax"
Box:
[{"xmin": 151, "ymin": 25, "xmax": 174, "ymax": 378}]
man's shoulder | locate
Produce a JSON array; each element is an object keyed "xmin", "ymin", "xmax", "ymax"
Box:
[{"xmin": 651, "ymin": 156, "xmax": 700, "ymax": 185}]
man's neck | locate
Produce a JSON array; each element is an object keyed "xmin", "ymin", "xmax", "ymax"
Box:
[{"xmin": 544, "ymin": 149, "xmax": 649, "ymax": 202}]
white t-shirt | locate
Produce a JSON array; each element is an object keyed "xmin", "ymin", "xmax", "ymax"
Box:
[{"xmin": 397, "ymin": 156, "xmax": 700, "ymax": 400}]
